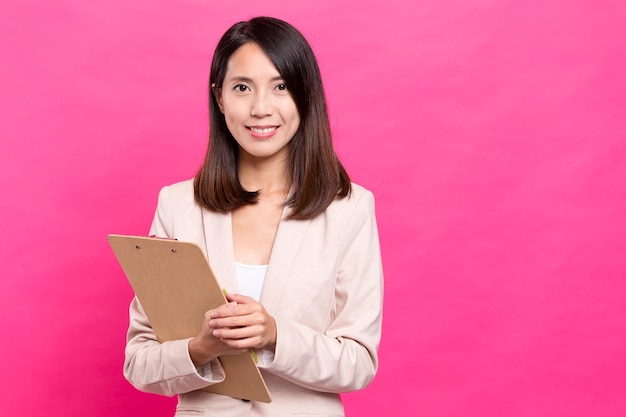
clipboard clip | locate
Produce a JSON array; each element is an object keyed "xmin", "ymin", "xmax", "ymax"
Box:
[
  {"xmin": 146, "ymin": 235, "xmax": 179, "ymax": 252},
  {"xmin": 148, "ymin": 235, "xmax": 178, "ymax": 241},
  {"xmin": 134, "ymin": 236, "xmax": 178, "ymax": 250}
]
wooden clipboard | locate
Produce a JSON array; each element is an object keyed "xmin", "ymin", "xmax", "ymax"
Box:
[{"xmin": 108, "ymin": 234, "xmax": 271, "ymax": 403}]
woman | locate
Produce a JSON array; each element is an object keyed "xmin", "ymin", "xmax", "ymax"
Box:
[{"xmin": 124, "ymin": 16, "xmax": 383, "ymax": 416}]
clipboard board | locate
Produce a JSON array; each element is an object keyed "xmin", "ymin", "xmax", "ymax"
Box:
[{"xmin": 108, "ymin": 234, "xmax": 271, "ymax": 403}]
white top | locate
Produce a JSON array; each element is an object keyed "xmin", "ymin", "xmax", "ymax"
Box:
[
  {"xmin": 235, "ymin": 262, "xmax": 267, "ymax": 302},
  {"xmin": 234, "ymin": 262, "xmax": 274, "ymax": 367}
]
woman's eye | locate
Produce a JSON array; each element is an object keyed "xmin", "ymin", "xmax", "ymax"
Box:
[
  {"xmin": 234, "ymin": 85, "xmax": 249, "ymax": 92},
  {"xmin": 276, "ymin": 83, "xmax": 287, "ymax": 91}
]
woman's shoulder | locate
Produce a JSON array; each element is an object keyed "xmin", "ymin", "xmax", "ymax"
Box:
[
  {"xmin": 156, "ymin": 178, "xmax": 196, "ymax": 207},
  {"xmin": 324, "ymin": 182, "xmax": 375, "ymax": 216},
  {"xmin": 313, "ymin": 182, "xmax": 378, "ymax": 244},
  {"xmin": 348, "ymin": 182, "xmax": 375, "ymax": 205},
  {"xmin": 163, "ymin": 178, "xmax": 193, "ymax": 193},
  {"xmin": 349, "ymin": 182, "xmax": 373, "ymax": 199},
  {"xmin": 161, "ymin": 178, "xmax": 194, "ymax": 194}
]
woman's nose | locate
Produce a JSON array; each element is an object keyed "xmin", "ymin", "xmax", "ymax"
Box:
[{"xmin": 250, "ymin": 91, "xmax": 273, "ymax": 117}]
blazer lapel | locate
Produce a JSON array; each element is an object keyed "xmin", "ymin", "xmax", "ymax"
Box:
[
  {"xmin": 261, "ymin": 209, "xmax": 312, "ymax": 314},
  {"xmin": 201, "ymin": 208, "xmax": 239, "ymax": 293},
  {"xmin": 200, "ymin": 204, "xmax": 312, "ymax": 314}
]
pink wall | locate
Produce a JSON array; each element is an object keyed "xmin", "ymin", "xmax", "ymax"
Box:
[{"xmin": 1, "ymin": 1, "xmax": 625, "ymax": 416}]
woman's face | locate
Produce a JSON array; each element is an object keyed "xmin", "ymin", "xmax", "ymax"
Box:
[{"xmin": 217, "ymin": 42, "xmax": 300, "ymax": 165}]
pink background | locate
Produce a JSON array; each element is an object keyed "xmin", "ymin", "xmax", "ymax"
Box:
[{"xmin": 1, "ymin": 1, "xmax": 625, "ymax": 416}]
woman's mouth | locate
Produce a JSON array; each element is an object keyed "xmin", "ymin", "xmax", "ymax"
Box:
[{"xmin": 247, "ymin": 126, "xmax": 279, "ymax": 138}]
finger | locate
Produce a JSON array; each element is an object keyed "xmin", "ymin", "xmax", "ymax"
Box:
[
  {"xmin": 214, "ymin": 324, "xmax": 263, "ymax": 341},
  {"xmin": 210, "ymin": 301, "xmax": 239, "ymax": 319},
  {"xmin": 209, "ymin": 313, "xmax": 256, "ymax": 329},
  {"xmin": 225, "ymin": 292, "xmax": 256, "ymax": 304},
  {"xmin": 218, "ymin": 337, "xmax": 250, "ymax": 349},
  {"xmin": 217, "ymin": 334, "xmax": 263, "ymax": 349}
]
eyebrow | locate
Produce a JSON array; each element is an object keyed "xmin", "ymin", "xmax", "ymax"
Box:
[{"xmin": 226, "ymin": 76, "xmax": 285, "ymax": 84}]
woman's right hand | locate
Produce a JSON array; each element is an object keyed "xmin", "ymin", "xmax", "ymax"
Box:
[{"xmin": 188, "ymin": 302, "xmax": 247, "ymax": 366}]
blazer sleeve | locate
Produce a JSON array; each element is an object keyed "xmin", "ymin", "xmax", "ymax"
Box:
[
  {"xmin": 123, "ymin": 185, "xmax": 226, "ymax": 396},
  {"xmin": 265, "ymin": 189, "xmax": 384, "ymax": 393}
]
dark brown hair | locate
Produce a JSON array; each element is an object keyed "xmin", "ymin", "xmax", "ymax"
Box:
[{"xmin": 194, "ymin": 16, "xmax": 351, "ymax": 220}]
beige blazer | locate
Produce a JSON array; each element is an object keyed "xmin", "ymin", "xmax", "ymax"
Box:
[{"xmin": 124, "ymin": 179, "xmax": 383, "ymax": 417}]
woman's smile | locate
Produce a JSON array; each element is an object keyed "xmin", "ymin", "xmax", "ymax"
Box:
[{"xmin": 247, "ymin": 125, "xmax": 279, "ymax": 138}]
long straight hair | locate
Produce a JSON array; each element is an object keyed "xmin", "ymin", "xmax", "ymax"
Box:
[{"xmin": 194, "ymin": 17, "xmax": 351, "ymax": 220}]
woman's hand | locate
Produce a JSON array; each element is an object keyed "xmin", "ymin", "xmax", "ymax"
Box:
[
  {"xmin": 188, "ymin": 301, "xmax": 247, "ymax": 367},
  {"xmin": 209, "ymin": 293, "xmax": 277, "ymax": 350},
  {"xmin": 188, "ymin": 293, "xmax": 276, "ymax": 367}
]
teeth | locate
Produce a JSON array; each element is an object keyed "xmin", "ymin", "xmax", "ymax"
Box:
[{"xmin": 250, "ymin": 127, "xmax": 276, "ymax": 134}]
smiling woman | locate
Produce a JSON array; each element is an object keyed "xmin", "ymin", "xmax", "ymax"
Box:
[
  {"xmin": 215, "ymin": 42, "xmax": 301, "ymax": 167},
  {"xmin": 122, "ymin": 16, "xmax": 384, "ymax": 417},
  {"xmin": 195, "ymin": 17, "xmax": 352, "ymax": 221}
]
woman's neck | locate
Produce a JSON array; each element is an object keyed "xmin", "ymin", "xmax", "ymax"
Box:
[{"xmin": 238, "ymin": 154, "xmax": 290, "ymax": 196}]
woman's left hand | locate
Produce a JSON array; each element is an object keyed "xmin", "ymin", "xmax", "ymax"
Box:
[{"xmin": 208, "ymin": 293, "xmax": 277, "ymax": 349}]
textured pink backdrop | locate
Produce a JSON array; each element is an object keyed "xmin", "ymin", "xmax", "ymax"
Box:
[{"xmin": 1, "ymin": 1, "xmax": 625, "ymax": 416}]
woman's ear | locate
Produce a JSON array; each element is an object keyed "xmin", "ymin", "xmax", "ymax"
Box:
[{"xmin": 211, "ymin": 83, "xmax": 224, "ymax": 113}]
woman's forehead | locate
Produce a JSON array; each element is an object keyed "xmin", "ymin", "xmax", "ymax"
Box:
[{"xmin": 224, "ymin": 43, "xmax": 282, "ymax": 82}]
